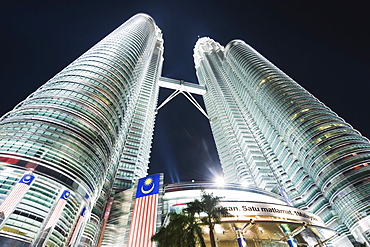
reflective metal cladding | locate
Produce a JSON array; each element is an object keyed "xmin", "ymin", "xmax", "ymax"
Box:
[
  {"xmin": 1, "ymin": 12, "xmax": 369, "ymax": 247},
  {"xmin": 0, "ymin": 13, "xmax": 163, "ymax": 246},
  {"xmin": 194, "ymin": 37, "xmax": 370, "ymax": 246}
]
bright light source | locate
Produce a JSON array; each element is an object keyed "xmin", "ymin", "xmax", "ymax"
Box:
[
  {"xmin": 191, "ymin": 179, "xmax": 195, "ymax": 183},
  {"xmin": 215, "ymin": 176, "xmax": 225, "ymax": 186}
]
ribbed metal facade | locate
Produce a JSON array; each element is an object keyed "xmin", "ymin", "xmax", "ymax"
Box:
[
  {"xmin": 194, "ymin": 37, "xmax": 370, "ymax": 245},
  {"xmin": 194, "ymin": 38, "xmax": 277, "ymax": 191},
  {"xmin": 0, "ymin": 13, "xmax": 163, "ymax": 246}
]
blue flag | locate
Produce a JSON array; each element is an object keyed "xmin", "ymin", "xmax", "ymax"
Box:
[
  {"xmin": 18, "ymin": 174, "xmax": 35, "ymax": 185},
  {"xmin": 60, "ymin": 190, "xmax": 71, "ymax": 201},
  {"xmin": 136, "ymin": 174, "xmax": 160, "ymax": 199}
]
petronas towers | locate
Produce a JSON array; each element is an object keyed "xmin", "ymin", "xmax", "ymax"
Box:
[{"xmin": 0, "ymin": 13, "xmax": 369, "ymax": 246}]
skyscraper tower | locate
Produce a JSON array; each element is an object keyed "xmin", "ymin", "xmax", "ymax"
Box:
[
  {"xmin": 194, "ymin": 37, "xmax": 370, "ymax": 245},
  {"xmin": 1, "ymin": 11, "xmax": 369, "ymax": 246},
  {"xmin": 0, "ymin": 13, "xmax": 163, "ymax": 246}
]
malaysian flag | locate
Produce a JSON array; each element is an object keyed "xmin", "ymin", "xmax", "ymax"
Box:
[
  {"xmin": 44, "ymin": 190, "xmax": 71, "ymax": 230},
  {"xmin": 33, "ymin": 190, "xmax": 71, "ymax": 247},
  {"xmin": 0, "ymin": 174, "xmax": 35, "ymax": 224},
  {"xmin": 67, "ymin": 207, "xmax": 87, "ymax": 246},
  {"xmin": 127, "ymin": 174, "xmax": 161, "ymax": 247}
]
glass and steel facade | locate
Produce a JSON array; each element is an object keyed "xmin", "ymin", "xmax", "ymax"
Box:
[
  {"xmin": 113, "ymin": 36, "xmax": 163, "ymax": 192},
  {"xmin": 0, "ymin": 13, "xmax": 163, "ymax": 246},
  {"xmin": 2, "ymin": 12, "xmax": 369, "ymax": 246},
  {"xmin": 194, "ymin": 37, "xmax": 370, "ymax": 245}
]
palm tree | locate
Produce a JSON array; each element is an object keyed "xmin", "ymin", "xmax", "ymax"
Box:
[
  {"xmin": 151, "ymin": 211, "xmax": 205, "ymax": 247},
  {"xmin": 186, "ymin": 191, "xmax": 229, "ymax": 247}
]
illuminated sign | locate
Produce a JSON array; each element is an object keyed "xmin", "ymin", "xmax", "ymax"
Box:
[{"xmin": 172, "ymin": 201, "xmax": 324, "ymax": 227}]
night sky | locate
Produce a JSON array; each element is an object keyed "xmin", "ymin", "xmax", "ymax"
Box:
[{"xmin": 1, "ymin": 1, "xmax": 369, "ymax": 184}]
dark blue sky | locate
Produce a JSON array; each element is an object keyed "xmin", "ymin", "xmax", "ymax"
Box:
[{"xmin": 0, "ymin": 1, "xmax": 369, "ymax": 184}]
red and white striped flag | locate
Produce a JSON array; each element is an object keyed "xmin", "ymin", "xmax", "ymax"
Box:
[
  {"xmin": 0, "ymin": 174, "xmax": 35, "ymax": 221},
  {"xmin": 67, "ymin": 207, "xmax": 87, "ymax": 246},
  {"xmin": 44, "ymin": 190, "xmax": 71, "ymax": 230},
  {"xmin": 127, "ymin": 174, "xmax": 161, "ymax": 247},
  {"xmin": 33, "ymin": 190, "xmax": 71, "ymax": 247}
]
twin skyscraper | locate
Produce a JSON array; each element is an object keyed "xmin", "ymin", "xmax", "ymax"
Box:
[{"xmin": 0, "ymin": 13, "xmax": 369, "ymax": 246}]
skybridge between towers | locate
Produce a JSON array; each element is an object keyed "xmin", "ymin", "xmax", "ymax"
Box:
[{"xmin": 157, "ymin": 77, "xmax": 209, "ymax": 119}]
